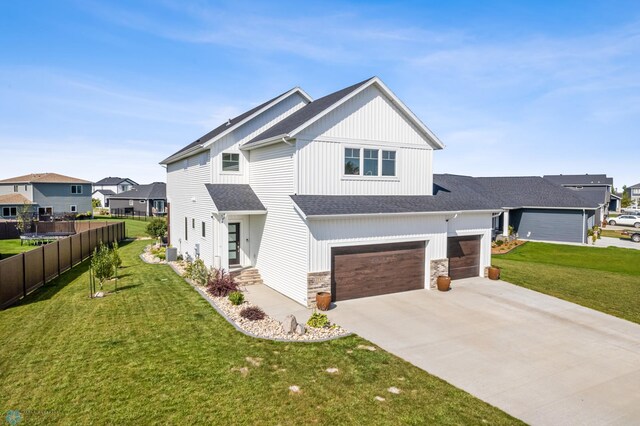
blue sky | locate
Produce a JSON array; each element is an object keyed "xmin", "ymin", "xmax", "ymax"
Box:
[{"xmin": 1, "ymin": 1, "xmax": 639, "ymax": 189}]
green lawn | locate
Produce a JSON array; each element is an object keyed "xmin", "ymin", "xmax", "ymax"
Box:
[
  {"xmin": 493, "ymin": 242, "xmax": 640, "ymax": 324},
  {"xmin": 0, "ymin": 239, "xmax": 38, "ymax": 260},
  {"xmin": 0, "ymin": 240, "xmax": 519, "ymax": 425},
  {"xmin": 90, "ymin": 216, "xmax": 154, "ymax": 238}
]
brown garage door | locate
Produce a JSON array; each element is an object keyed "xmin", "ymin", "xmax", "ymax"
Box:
[
  {"xmin": 331, "ymin": 241, "xmax": 425, "ymax": 301},
  {"xmin": 448, "ymin": 236, "xmax": 480, "ymax": 279}
]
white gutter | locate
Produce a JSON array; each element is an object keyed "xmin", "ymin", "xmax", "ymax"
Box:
[
  {"xmin": 302, "ymin": 209, "xmax": 502, "ymax": 220},
  {"xmin": 240, "ymin": 134, "xmax": 291, "ymax": 150},
  {"xmin": 159, "ymin": 145, "xmax": 207, "ymax": 165}
]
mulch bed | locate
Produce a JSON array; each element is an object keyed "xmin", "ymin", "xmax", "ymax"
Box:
[{"xmin": 492, "ymin": 239, "xmax": 527, "ymax": 255}]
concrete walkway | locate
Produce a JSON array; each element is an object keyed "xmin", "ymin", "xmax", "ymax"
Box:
[
  {"xmin": 244, "ymin": 280, "xmax": 640, "ymax": 425},
  {"xmin": 595, "ymin": 236, "xmax": 640, "ymax": 250}
]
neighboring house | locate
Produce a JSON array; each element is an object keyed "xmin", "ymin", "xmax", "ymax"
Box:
[
  {"xmin": 543, "ymin": 174, "xmax": 613, "ymax": 221},
  {"xmin": 161, "ymin": 77, "xmax": 502, "ymax": 307},
  {"xmin": 0, "ymin": 173, "xmax": 92, "ymax": 219},
  {"xmin": 92, "ymin": 177, "xmax": 138, "ymax": 208},
  {"xmin": 108, "ymin": 182, "xmax": 167, "ymax": 216},
  {"xmin": 0, "ymin": 193, "xmax": 36, "ymax": 220},
  {"xmin": 472, "ymin": 176, "xmax": 601, "ymax": 244},
  {"xmin": 627, "ymin": 183, "xmax": 640, "ymax": 207}
]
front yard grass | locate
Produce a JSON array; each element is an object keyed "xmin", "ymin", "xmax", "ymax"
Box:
[
  {"xmin": 0, "ymin": 240, "xmax": 519, "ymax": 425},
  {"xmin": 493, "ymin": 242, "xmax": 640, "ymax": 324},
  {"xmin": 0, "ymin": 238, "xmax": 38, "ymax": 260}
]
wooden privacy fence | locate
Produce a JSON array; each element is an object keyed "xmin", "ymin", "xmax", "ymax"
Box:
[{"xmin": 0, "ymin": 221, "xmax": 125, "ymax": 309}]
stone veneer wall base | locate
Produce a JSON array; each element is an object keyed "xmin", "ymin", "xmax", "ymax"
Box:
[
  {"xmin": 307, "ymin": 271, "xmax": 331, "ymax": 308},
  {"xmin": 429, "ymin": 259, "xmax": 449, "ymax": 289}
]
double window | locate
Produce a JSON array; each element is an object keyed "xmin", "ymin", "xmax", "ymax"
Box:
[
  {"xmin": 344, "ymin": 147, "xmax": 396, "ymax": 177},
  {"xmin": 71, "ymin": 185, "xmax": 83, "ymax": 194},
  {"xmin": 222, "ymin": 153, "xmax": 240, "ymax": 172},
  {"xmin": 2, "ymin": 207, "xmax": 17, "ymax": 217}
]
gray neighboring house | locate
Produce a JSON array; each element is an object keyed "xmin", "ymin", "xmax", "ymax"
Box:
[
  {"xmin": 436, "ymin": 175, "xmax": 601, "ymax": 244},
  {"xmin": 108, "ymin": 182, "xmax": 166, "ymax": 216},
  {"xmin": 0, "ymin": 173, "xmax": 92, "ymax": 219},
  {"xmin": 0, "ymin": 193, "xmax": 36, "ymax": 220},
  {"xmin": 627, "ymin": 183, "xmax": 640, "ymax": 207},
  {"xmin": 543, "ymin": 174, "xmax": 613, "ymax": 219},
  {"xmin": 92, "ymin": 177, "xmax": 138, "ymax": 208}
]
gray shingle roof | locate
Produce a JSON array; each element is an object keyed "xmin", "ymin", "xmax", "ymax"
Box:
[
  {"xmin": 570, "ymin": 187, "xmax": 609, "ymax": 206},
  {"xmin": 205, "ymin": 184, "xmax": 266, "ymax": 212},
  {"xmin": 630, "ymin": 182, "xmax": 640, "ymax": 189},
  {"xmin": 94, "ymin": 177, "xmax": 137, "ymax": 185},
  {"xmin": 476, "ymin": 176, "xmax": 599, "ymax": 208},
  {"xmin": 93, "ymin": 189, "xmax": 116, "ymax": 195},
  {"xmin": 243, "ymin": 77, "xmax": 374, "ymax": 147},
  {"xmin": 109, "ymin": 182, "xmax": 166, "ymax": 200},
  {"xmin": 161, "ymin": 88, "xmax": 302, "ymax": 164},
  {"xmin": 543, "ymin": 174, "xmax": 613, "ymax": 186}
]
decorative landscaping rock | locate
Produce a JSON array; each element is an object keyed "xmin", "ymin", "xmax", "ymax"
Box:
[
  {"xmin": 326, "ymin": 367, "xmax": 339, "ymax": 374},
  {"xmin": 375, "ymin": 396, "xmax": 386, "ymax": 402},
  {"xmin": 288, "ymin": 385, "xmax": 301, "ymax": 394},
  {"xmin": 295, "ymin": 323, "xmax": 305, "ymax": 335},
  {"xmin": 245, "ymin": 357, "xmax": 262, "ymax": 367},
  {"xmin": 387, "ymin": 387, "xmax": 401, "ymax": 394},
  {"xmin": 94, "ymin": 291, "xmax": 105, "ymax": 298},
  {"xmin": 141, "ymin": 244, "xmax": 167, "ymax": 264},
  {"xmin": 357, "ymin": 345, "xmax": 377, "ymax": 351},
  {"xmin": 283, "ymin": 315, "xmax": 297, "ymax": 334}
]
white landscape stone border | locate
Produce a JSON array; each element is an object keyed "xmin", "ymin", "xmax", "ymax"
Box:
[{"xmin": 140, "ymin": 252, "xmax": 351, "ymax": 342}]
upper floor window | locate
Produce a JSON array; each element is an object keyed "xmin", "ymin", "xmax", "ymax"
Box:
[
  {"xmin": 222, "ymin": 153, "xmax": 240, "ymax": 172},
  {"xmin": 633, "ymin": 188, "xmax": 640, "ymax": 195},
  {"xmin": 344, "ymin": 147, "xmax": 396, "ymax": 177},
  {"xmin": 2, "ymin": 207, "xmax": 17, "ymax": 217},
  {"xmin": 71, "ymin": 185, "xmax": 82, "ymax": 194}
]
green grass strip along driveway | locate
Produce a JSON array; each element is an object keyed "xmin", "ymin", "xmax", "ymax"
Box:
[
  {"xmin": 493, "ymin": 242, "xmax": 640, "ymax": 324},
  {"xmin": 0, "ymin": 240, "xmax": 519, "ymax": 425}
]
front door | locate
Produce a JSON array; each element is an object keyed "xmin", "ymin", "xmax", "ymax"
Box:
[{"xmin": 228, "ymin": 222, "xmax": 240, "ymax": 265}]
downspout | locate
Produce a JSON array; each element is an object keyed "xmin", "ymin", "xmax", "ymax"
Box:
[{"xmin": 582, "ymin": 209, "xmax": 586, "ymax": 244}]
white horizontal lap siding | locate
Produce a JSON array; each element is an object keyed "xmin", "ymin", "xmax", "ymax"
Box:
[
  {"xmin": 250, "ymin": 143, "xmax": 309, "ymax": 305},
  {"xmin": 211, "ymin": 93, "xmax": 308, "ymax": 184},
  {"xmin": 297, "ymin": 139, "xmax": 431, "ymax": 195},
  {"xmin": 308, "ymin": 215, "xmax": 448, "ymax": 273},
  {"xmin": 166, "ymin": 151, "xmax": 215, "ymax": 267},
  {"xmin": 296, "ymin": 84, "xmax": 433, "ymax": 195},
  {"xmin": 447, "ymin": 213, "xmax": 493, "ymax": 274}
]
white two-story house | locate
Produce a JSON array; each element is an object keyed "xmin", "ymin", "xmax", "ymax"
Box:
[{"xmin": 161, "ymin": 77, "xmax": 500, "ymax": 307}]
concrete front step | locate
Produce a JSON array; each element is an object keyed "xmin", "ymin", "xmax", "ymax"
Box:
[{"xmin": 231, "ymin": 267, "xmax": 264, "ymax": 286}]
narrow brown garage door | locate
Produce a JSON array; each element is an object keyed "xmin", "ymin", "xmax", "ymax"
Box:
[
  {"xmin": 331, "ymin": 241, "xmax": 425, "ymax": 301},
  {"xmin": 448, "ymin": 236, "xmax": 480, "ymax": 279}
]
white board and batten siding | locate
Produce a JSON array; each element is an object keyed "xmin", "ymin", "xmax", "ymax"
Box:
[
  {"xmin": 210, "ymin": 92, "xmax": 309, "ymax": 184},
  {"xmin": 296, "ymin": 84, "xmax": 434, "ymax": 195},
  {"xmin": 308, "ymin": 215, "xmax": 449, "ymax": 288},
  {"xmin": 167, "ymin": 151, "xmax": 215, "ymax": 266},
  {"xmin": 249, "ymin": 143, "xmax": 309, "ymax": 305},
  {"xmin": 447, "ymin": 213, "xmax": 494, "ymax": 273}
]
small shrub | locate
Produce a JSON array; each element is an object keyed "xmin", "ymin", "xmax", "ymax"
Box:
[
  {"xmin": 228, "ymin": 291, "xmax": 244, "ymax": 306},
  {"xmin": 240, "ymin": 306, "xmax": 265, "ymax": 321},
  {"xmin": 206, "ymin": 268, "xmax": 239, "ymax": 297},
  {"xmin": 146, "ymin": 217, "xmax": 167, "ymax": 239},
  {"xmin": 111, "ymin": 241, "xmax": 122, "ymax": 269},
  {"xmin": 307, "ymin": 312, "xmax": 330, "ymax": 328},
  {"xmin": 184, "ymin": 258, "xmax": 209, "ymax": 286},
  {"xmin": 494, "ymin": 239, "xmax": 504, "ymax": 247}
]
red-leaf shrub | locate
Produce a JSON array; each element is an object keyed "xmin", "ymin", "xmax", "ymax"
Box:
[
  {"xmin": 206, "ymin": 268, "xmax": 239, "ymax": 297},
  {"xmin": 239, "ymin": 306, "xmax": 265, "ymax": 321}
]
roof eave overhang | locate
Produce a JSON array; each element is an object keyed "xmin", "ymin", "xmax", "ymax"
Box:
[
  {"xmin": 240, "ymin": 135, "xmax": 293, "ymax": 151},
  {"xmin": 160, "ymin": 145, "xmax": 207, "ymax": 165},
  {"xmin": 505, "ymin": 205, "xmax": 598, "ymax": 210},
  {"xmin": 298, "ymin": 208, "xmax": 502, "ymax": 220}
]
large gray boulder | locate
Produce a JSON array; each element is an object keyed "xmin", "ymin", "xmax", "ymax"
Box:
[{"xmin": 282, "ymin": 315, "xmax": 297, "ymax": 334}]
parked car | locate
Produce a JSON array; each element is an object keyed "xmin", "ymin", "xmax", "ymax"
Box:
[
  {"xmin": 621, "ymin": 230, "xmax": 640, "ymax": 242},
  {"xmin": 608, "ymin": 215, "xmax": 640, "ymax": 228}
]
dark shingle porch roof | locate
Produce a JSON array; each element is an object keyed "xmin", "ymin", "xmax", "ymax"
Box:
[{"xmin": 205, "ymin": 184, "xmax": 266, "ymax": 213}]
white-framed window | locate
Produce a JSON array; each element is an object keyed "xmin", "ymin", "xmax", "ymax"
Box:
[
  {"xmin": 70, "ymin": 205, "xmax": 77, "ymax": 213},
  {"xmin": 2, "ymin": 207, "xmax": 17, "ymax": 217},
  {"xmin": 222, "ymin": 152, "xmax": 240, "ymax": 172},
  {"xmin": 343, "ymin": 147, "xmax": 396, "ymax": 177},
  {"xmin": 13, "ymin": 185, "xmax": 18, "ymax": 192},
  {"xmin": 202, "ymin": 221, "xmax": 206, "ymax": 238},
  {"xmin": 71, "ymin": 185, "xmax": 82, "ymax": 194},
  {"xmin": 184, "ymin": 217, "xmax": 188, "ymax": 240},
  {"xmin": 129, "ymin": 200, "xmax": 134, "ymax": 206},
  {"xmin": 192, "ymin": 218, "xmax": 195, "ymax": 228}
]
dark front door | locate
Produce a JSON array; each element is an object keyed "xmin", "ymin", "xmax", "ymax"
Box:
[{"xmin": 228, "ymin": 222, "xmax": 240, "ymax": 265}]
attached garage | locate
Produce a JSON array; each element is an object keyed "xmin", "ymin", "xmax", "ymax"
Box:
[
  {"xmin": 447, "ymin": 235, "xmax": 480, "ymax": 279},
  {"xmin": 331, "ymin": 241, "xmax": 426, "ymax": 301}
]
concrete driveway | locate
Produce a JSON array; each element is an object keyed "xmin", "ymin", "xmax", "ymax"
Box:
[
  {"xmin": 325, "ymin": 279, "xmax": 640, "ymax": 425},
  {"xmin": 595, "ymin": 236, "xmax": 640, "ymax": 250}
]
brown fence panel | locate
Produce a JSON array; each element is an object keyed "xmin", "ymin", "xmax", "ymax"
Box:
[
  {"xmin": 81, "ymin": 232, "xmax": 90, "ymax": 260},
  {"xmin": 70, "ymin": 234, "xmax": 81, "ymax": 266},
  {"xmin": 102, "ymin": 226, "xmax": 108, "ymax": 245},
  {"xmin": 0, "ymin": 222, "xmax": 20, "ymax": 240},
  {"xmin": 24, "ymin": 248, "xmax": 44, "ymax": 294},
  {"xmin": 44, "ymin": 243, "xmax": 59, "ymax": 282},
  {"xmin": 0, "ymin": 255, "xmax": 24, "ymax": 309},
  {"xmin": 59, "ymin": 237, "xmax": 71, "ymax": 272}
]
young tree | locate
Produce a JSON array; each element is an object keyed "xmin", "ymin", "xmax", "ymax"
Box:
[
  {"xmin": 146, "ymin": 218, "xmax": 167, "ymax": 239},
  {"xmin": 91, "ymin": 244, "xmax": 114, "ymax": 290},
  {"xmin": 621, "ymin": 185, "xmax": 631, "ymax": 208},
  {"xmin": 15, "ymin": 202, "xmax": 34, "ymax": 234},
  {"xmin": 92, "ymin": 198, "xmax": 102, "ymax": 208}
]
